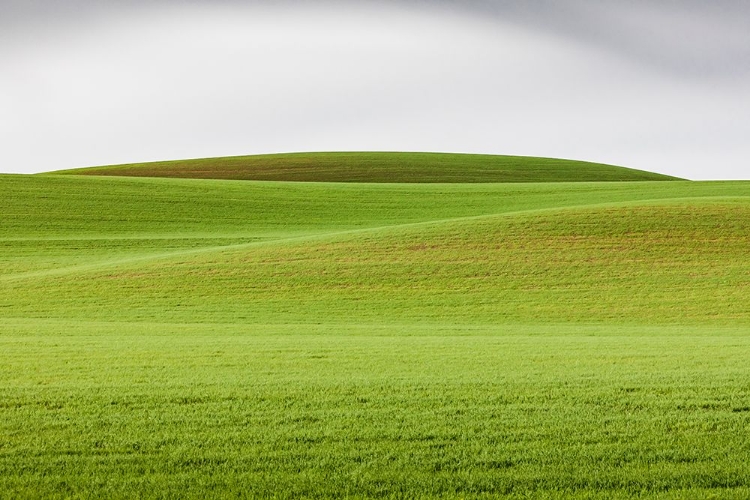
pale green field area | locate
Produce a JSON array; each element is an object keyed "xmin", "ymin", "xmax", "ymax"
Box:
[{"xmin": 1, "ymin": 171, "xmax": 749, "ymax": 498}]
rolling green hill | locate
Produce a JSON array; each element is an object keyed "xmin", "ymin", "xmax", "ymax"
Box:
[
  {"xmin": 1, "ymin": 166, "xmax": 749, "ymax": 498},
  {"xmin": 49, "ymin": 151, "xmax": 682, "ymax": 182},
  {"xmin": 2, "ymin": 179, "xmax": 747, "ymax": 325}
]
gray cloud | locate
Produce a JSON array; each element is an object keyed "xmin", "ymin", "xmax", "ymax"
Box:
[
  {"xmin": 5, "ymin": 1, "xmax": 749, "ymax": 79},
  {"xmin": 429, "ymin": 0, "xmax": 750, "ymax": 80}
]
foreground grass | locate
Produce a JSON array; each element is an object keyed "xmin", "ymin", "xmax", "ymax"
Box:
[
  {"xmin": 49, "ymin": 152, "xmax": 681, "ymax": 183},
  {"xmin": 1, "ymin": 173, "xmax": 749, "ymax": 498},
  {"xmin": 3, "ymin": 323, "xmax": 750, "ymax": 498}
]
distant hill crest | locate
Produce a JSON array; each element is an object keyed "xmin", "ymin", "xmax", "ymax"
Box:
[{"xmin": 50, "ymin": 152, "xmax": 682, "ymax": 183}]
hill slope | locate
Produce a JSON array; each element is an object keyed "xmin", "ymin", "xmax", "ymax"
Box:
[
  {"xmin": 4, "ymin": 198, "xmax": 748, "ymax": 325},
  {"xmin": 1, "ymin": 175, "xmax": 743, "ymax": 325},
  {"xmin": 49, "ymin": 152, "xmax": 682, "ymax": 182}
]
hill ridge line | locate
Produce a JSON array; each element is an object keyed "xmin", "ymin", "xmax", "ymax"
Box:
[
  {"xmin": 2, "ymin": 195, "xmax": 744, "ymax": 283},
  {"xmin": 47, "ymin": 151, "xmax": 682, "ymax": 182}
]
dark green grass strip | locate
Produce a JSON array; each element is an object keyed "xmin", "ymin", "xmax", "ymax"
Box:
[{"xmin": 49, "ymin": 152, "xmax": 682, "ymax": 183}]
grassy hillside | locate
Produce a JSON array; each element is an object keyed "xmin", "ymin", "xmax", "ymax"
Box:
[
  {"xmin": 49, "ymin": 151, "xmax": 682, "ymax": 182},
  {"xmin": 2, "ymin": 173, "xmax": 749, "ymax": 498},
  {"xmin": 4, "ymin": 196, "xmax": 749, "ymax": 325},
  {"xmin": 0, "ymin": 175, "xmax": 736, "ymax": 279}
]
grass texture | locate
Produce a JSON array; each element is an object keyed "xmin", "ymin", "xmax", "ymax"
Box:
[
  {"xmin": 49, "ymin": 151, "xmax": 681, "ymax": 183},
  {"xmin": 1, "ymin": 167, "xmax": 749, "ymax": 498}
]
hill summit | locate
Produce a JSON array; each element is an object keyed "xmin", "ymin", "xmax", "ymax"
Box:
[{"xmin": 50, "ymin": 152, "xmax": 681, "ymax": 183}]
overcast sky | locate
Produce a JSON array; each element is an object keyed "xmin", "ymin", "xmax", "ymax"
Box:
[{"xmin": 1, "ymin": 0, "xmax": 749, "ymax": 179}]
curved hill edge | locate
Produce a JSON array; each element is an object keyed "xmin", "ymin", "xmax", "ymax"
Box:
[
  {"xmin": 46, "ymin": 152, "xmax": 683, "ymax": 183},
  {"xmin": 3, "ymin": 195, "xmax": 738, "ymax": 284}
]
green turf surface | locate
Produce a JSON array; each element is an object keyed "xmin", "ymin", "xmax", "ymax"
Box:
[
  {"xmin": 2, "ymin": 170, "xmax": 749, "ymax": 498},
  {"xmin": 49, "ymin": 151, "xmax": 681, "ymax": 182}
]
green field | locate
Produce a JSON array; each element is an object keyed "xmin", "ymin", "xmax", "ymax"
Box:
[
  {"xmin": 2, "ymin": 153, "xmax": 749, "ymax": 498},
  {"xmin": 50, "ymin": 151, "xmax": 680, "ymax": 183}
]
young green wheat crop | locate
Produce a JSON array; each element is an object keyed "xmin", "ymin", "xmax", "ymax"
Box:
[{"xmin": 1, "ymin": 156, "xmax": 749, "ymax": 498}]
